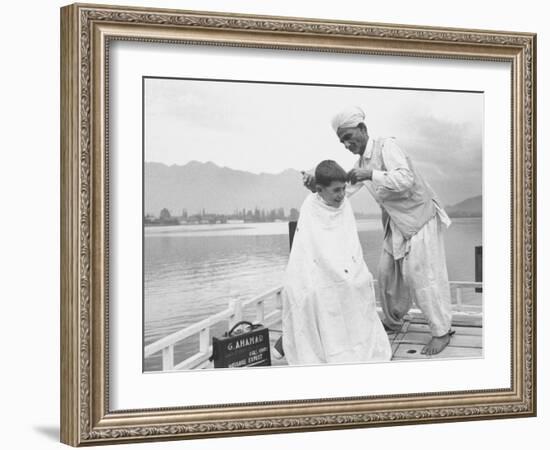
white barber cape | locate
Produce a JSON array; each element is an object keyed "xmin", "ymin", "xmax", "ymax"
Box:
[{"xmin": 281, "ymin": 193, "xmax": 392, "ymax": 365}]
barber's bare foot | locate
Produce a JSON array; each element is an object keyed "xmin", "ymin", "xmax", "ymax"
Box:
[{"xmin": 421, "ymin": 332, "xmax": 452, "ymax": 356}]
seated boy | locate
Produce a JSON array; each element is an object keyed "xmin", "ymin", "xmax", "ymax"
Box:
[{"xmin": 280, "ymin": 160, "xmax": 391, "ymax": 365}]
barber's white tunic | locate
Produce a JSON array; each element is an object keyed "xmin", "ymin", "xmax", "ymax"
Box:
[
  {"xmin": 347, "ymin": 138, "xmax": 453, "ymax": 337},
  {"xmin": 281, "ymin": 194, "xmax": 391, "ymax": 365}
]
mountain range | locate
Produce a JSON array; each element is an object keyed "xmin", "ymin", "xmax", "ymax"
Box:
[
  {"xmin": 445, "ymin": 195, "xmax": 482, "ymax": 218},
  {"xmin": 144, "ymin": 161, "xmax": 481, "ymax": 218},
  {"xmin": 145, "ymin": 161, "xmax": 308, "ymax": 216}
]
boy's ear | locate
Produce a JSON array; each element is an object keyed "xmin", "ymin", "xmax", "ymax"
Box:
[{"xmin": 315, "ymin": 184, "xmax": 323, "ymax": 193}]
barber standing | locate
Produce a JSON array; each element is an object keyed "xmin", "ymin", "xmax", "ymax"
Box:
[{"xmin": 303, "ymin": 106, "xmax": 454, "ymax": 355}]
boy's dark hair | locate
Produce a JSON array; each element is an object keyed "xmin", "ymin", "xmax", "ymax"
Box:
[{"xmin": 315, "ymin": 160, "xmax": 348, "ymax": 187}]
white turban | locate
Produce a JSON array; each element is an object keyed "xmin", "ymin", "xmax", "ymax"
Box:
[{"xmin": 331, "ymin": 106, "xmax": 366, "ymax": 133}]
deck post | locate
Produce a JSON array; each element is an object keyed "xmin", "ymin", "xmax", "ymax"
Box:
[
  {"xmin": 255, "ymin": 300, "xmax": 265, "ymax": 324},
  {"xmin": 288, "ymin": 221, "xmax": 297, "ymax": 250},
  {"xmin": 275, "ymin": 290, "xmax": 283, "ymax": 319},
  {"xmin": 228, "ymin": 298, "xmax": 244, "ymax": 329},
  {"xmin": 199, "ymin": 327, "xmax": 210, "ymax": 354},
  {"xmin": 475, "ymin": 246, "xmax": 483, "ymax": 293},
  {"xmin": 162, "ymin": 345, "xmax": 174, "ymax": 371},
  {"xmin": 455, "ymin": 287, "xmax": 463, "ymax": 313}
]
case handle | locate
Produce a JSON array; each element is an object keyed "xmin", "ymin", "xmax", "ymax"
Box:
[{"xmin": 227, "ymin": 321, "xmax": 261, "ymax": 336}]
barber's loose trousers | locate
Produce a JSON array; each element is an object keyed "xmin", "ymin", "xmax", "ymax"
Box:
[{"xmin": 378, "ymin": 215, "xmax": 452, "ymax": 337}]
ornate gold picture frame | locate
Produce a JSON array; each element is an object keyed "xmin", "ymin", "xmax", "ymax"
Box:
[{"xmin": 60, "ymin": 3, "xmax": 536, "ymax": 446}]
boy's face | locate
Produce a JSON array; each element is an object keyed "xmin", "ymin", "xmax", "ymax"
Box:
[{"xmin": 317, "ymin": 181, "xmax": 346, "ymax": 207}]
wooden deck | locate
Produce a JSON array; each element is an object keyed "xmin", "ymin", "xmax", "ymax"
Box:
[
  {"xmin": 389, "ymin": 318, "xmax": 482, "ymax": 361},
  {"xmin": 267, "ymin": 313, "xmax": 482, "ymax": 366}
]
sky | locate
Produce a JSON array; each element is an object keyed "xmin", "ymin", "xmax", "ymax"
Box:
[{"xmin": 144, "ymin": 78, "xmax": 483, "ymax": 206}]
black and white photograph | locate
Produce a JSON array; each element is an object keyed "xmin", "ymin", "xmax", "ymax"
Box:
[
  {"xmin": 2, "ymin": 0, "xmax": 543, "ymax": 447},
  {"xmin": 142, "ymin": 77, "xmax": 483, "ymax": 372}
]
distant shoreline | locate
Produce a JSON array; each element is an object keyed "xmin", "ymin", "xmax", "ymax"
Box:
[{"xmin": 144, "ymin": 215, "xmax": 481, "ymax": 228}]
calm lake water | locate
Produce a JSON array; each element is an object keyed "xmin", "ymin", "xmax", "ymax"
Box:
[{"xmin": 144, "ymin": 218, "xmax": 482, "ymax": 371}]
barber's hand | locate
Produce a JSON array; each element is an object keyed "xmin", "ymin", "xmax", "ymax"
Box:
[
  {"xmin": 301, "ymin": 171, "xmax": 317, "ymax": 193},
  {"xmin": 348, "ymin": 168, "xmax": 373, "ymax": 184}
]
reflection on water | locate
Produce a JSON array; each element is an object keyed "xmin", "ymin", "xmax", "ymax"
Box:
[{"xmin": 144, "ymin": 218, "xmax": 482, "ymax": 371}]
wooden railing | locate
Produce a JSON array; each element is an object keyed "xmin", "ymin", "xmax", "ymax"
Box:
[
  {"xmin": 144, "ymin": 281, "xmax": 482, "ymax": 371},
  {"xmin": 449, "ymin": 281, "xmax": 483, "ymax": 313},
  {"xmin": 144, "ymin": 286, "xmax": 283, "ymax": 371}
]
